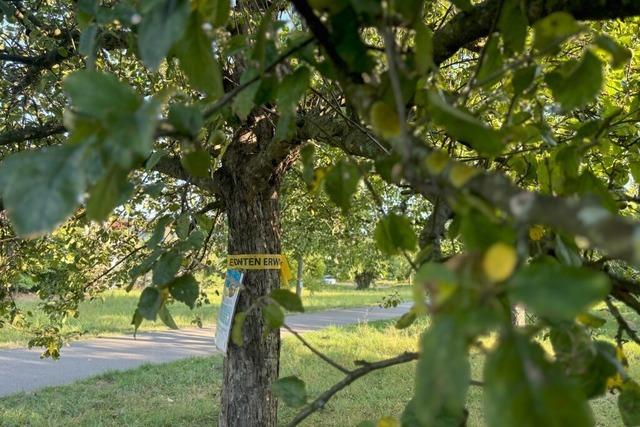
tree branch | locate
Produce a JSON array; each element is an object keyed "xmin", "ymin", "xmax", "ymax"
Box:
[
  {"xmin": 282, "ymin": 323, "xmax": 351, "ymax": 374},
  {"xmin": 286, "ymin": 352, "xmax": 419, "ymax": 426},
  {"xmin": 605, "ymin": 297, "xmax": 640, "ymax": 346},
  {"xmin": 0, "ymin": 121, "xmax": 66, "ymax": 145},
  {"xmin": 432, "ymin": 0, "xmax": 640, "ymax": 65},
  {"xmin": 152, "ymin": 155, "xmax": 220, "ymax": 195}
]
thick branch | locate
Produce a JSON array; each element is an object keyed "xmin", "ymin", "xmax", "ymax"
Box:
[
  {"xmin": 0, "ymin": 121, "xmax": 66, "ymax": 145},
  {"xmin": 153, "ymin": 155, "xmax": 220, "ymax": 195},
  {"xmin": 432, "ymin": 0, "xmax": 640, "ymax": 65}
]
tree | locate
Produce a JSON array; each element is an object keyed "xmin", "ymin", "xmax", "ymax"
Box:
[{"xmin": 2, "ymin": 0, "xmax": 640, "ymax": 426}]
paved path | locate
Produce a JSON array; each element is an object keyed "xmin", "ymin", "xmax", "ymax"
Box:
[{"xmin": 0, "ymin": 302, "xmax": 411, "ymax": 397}]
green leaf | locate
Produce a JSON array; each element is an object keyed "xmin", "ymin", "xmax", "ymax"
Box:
[
  {"xmin": 374, "ymin": 213, "xmax": 417, "ymax": 256},
  {"xmin": 619, "ymin": 381, "xmax": 640, "ymax": 426},
  {"xmin": 263, "ymin": 302, "xmax": 285, "ymax": 330},
  {"xmin": 395, "ymin": 310, "xmax": 417, "ymax": 329},
  {"xmin": 129, "ymin": 249, "xmax": 162, "ymax": 279},
  {"xmin": 0, "ymin": 145, "xmax": 86, "ymax": 237},
  {"xmin": 278, "ymin": 66, "xmax": 310, "ymax": 115},
  {"xmin": 370, "ymin": 101, "xmax": 401, "ymax": 138},
  {"xmin": 168, "ymin": 273, "xmax": 199, "ymax": 309},
  {"xmin": 414, "ymin": 22, "xmax": 434, "ymax": 74},
  {"xmin": 533, "ymin": 12, "xmax": 581, "ymax": 53},
  {"xmin": 512, "ymin": 65, "xmax": 537, "ymax": 95},
  {"xmin": 551, "ymin": 325, "xmax": 618, "ymax": 398},
  {"xmin": 393, "ymin": 0, "xmax": 423, "ymax": 25},
  {"xmin": 137, "ymin": 287, "xmax": 163, "ymax": 321},
  {"xmin": 509, "ymin": 262, "xmax": 610, "ymax": 321},
  {"xmin": 324, "ymin": 160, "xmax": 361, "ymax": 212},
  {"xmin": 197, "ymin": 0, "xmax": 230, "ymax": 27},
  {"xmin": 169, "ymin": 103, "xmax": 203, "ymax": 137},
  {"xmin": 131, "ymin": 309, "xmax": 143, "ymax": 337},
  {"xmin": 300, "ymin": 144, "xmax": 315, "ymax": 187},
  {"xmin": 498, "ymin": 0, "xmax": 528, "ymax": 53},
  {"xmin": 545, "ymin": 51, "xmax": 603, "ymax": 111},
  {"xmin": 400, "ymin": 399, "xmax": 420, "ymax": 427},
  {"xmin": 270, "ymin": 289, "xmax": 304, "ymax": 312},
  {"xmin": 181, "ymin": 149, "xmax": 211, "ymax": 178},
  {"xmin": 100, "ymin": 98, "xmax": 161, "ymax": 167},
  {"xmin": 272, "ymin": 376, "xmax": 307, "ymax": 408},
  {"xmin": 147, "ymin": 216, "xmax": 172, "ymax": 249},
  {"xmin": 175, "ymin": 214, "xmax": 190, "ymax": 240},
  {"xmin": 174, "ymin": 12, "xmax": 223, "ymax": 97},
  {"xmin": 477, "ymin": 35, "xmax": 504, "ymax": 86},
  {"xmin": 484, "ymin": 332, "xmax": 593, "ymax": 427},
  {"xmin": 273, "ymin": 112, "xmax": 297, "ymax": 142},
  {"xmin": 184, "ymin": 229, "xmax": 207, "ymax": 250},
  {"xmin": 86, "ymin": 167, "xmax": 132, "ymax": 221},
  {"xmin": 64, "ymin": 70, "xmax": 140, "ymax": 119},
  {"xmin": 152, "ymin": 251, "xmax": 183, "ymax": 286},
  {"xmin": 414, "ymin": 318, "xmax": 470, "ymax": 425},
  {"xmin": 576, "ymin": 312, "xmax": 607, "ymax": 328},
  {"xmin": 158, "ymin": 304, "xmax": 179, "ymax": 329},
  {"xmin": 459, "ymin": 209, "xmax": 515, "ymax": 250},
  {"xmin": 231, "ymin": 311, "xmax": 247, "ymax": 346},
  {"xmin": 594, "ymin": 35, "xmax": 632, "ymax": 69},
  {"xmin": 232, "ymin": 68, "xmax": 261, "ymax": 120},
  {"xmin": 427, "ymin": 91, "xmax": 504, "ymax": 157},
  {"xmin": 146, "ymin": 150, "xmax": 166, "ymax": 170},
  {"xmin": 78, "ymin": 24, "xmax": 98, "ymax": 67},
  {"xmin": 138, "ymin": 0, "xmax": 190, "ymax": 70}
]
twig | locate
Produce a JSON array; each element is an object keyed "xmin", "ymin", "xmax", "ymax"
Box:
[
  {"xmin": 286, "ymin": 351, "xmax": 419, "ymax": 426},
  {"xmin": 282, "ymin": 323, "xmax": 351, "ymax": 374},
  {"xmin": 382, "ymin": 26, "xmax": 408, "ymax": 142},
  {"xmin": 457, "ymin": 0, "xmax": 505, "ymax": 106},
  {"xmin": 605, "ymin": 297, "xmax": 640, "ymax": 345},
  {"xmin": 86, "ymin": 244, "xmax": 145, "ymax": 288},
  {"xmin": 310, "ymin": 87, "xmax": 390, "ymax": 155},
  {"xmin": 201, "ymin": 36, "xmax": 315, "ymax": 120}
]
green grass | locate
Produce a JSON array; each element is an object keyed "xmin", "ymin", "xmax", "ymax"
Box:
[
  {"xmin": 0, "ymin": 283, "xmax": 411, "ymax": 348},
  {"xmin": 1, "ymin": 318, "xmax": 638, "ymax": 427}
]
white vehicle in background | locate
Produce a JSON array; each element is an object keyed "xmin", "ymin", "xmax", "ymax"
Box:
[{"xmin": 322, "ymin": 275, "xmax": 337, "ymax": 285}]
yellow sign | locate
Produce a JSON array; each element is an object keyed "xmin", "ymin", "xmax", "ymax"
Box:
[{"xmin": 227, "ymin": 254, "xmax": 292, "ymax": 285}]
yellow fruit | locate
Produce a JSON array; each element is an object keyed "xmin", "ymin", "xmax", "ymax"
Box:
[
  {"xmin": 606, "ymin": 345, "xmax": 629, "ymax": 390},
  {"xmin": 528, "ymin": 224, "xmax": 545, "ymax": 241},
  {"xmin": 377, "ymin": 416, "xmax": 400, "ymax": 427},
  {"xmin": 370, "ymin": 101, "xmax": 401, "ymax": 138},
  {"xmin": 425, "ymin": 151, "xmax": 449, "ymax": 175},
  {"xmin": 449, "ymin": 163, "xmax": 479, "ymax": 188},
  {"xmin": 483, "ymin": 242, "xmax": 518, "ymax": 282}
]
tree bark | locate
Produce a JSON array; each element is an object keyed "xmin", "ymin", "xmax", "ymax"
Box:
[
  {"xmin": 296, "ymin": 253, "xmax": 304, "ymax": 298},
  {"xmin": 217, "ymin": 117, "xmax": 299, "ymax": 427},
  {"xmin": 218, "ymin": 129, "xmax": 282, "ymax": 427}
]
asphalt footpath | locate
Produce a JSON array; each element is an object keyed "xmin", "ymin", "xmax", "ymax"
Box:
[{"xmin": 0, "ymin": 302, "xmax": 411, "ymax": 397}]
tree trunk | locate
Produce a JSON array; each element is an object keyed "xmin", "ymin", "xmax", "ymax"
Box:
[
  {"xmin": 296, "ymin": 253, "xmax": 304, "ymax": 298},
  {"xmin": 217, "ymin": 119, "xmax": 295, "ymax": 427},
  {"xmin": 355, "ymin": 270, "xmax": 374, "ymax": 290}
]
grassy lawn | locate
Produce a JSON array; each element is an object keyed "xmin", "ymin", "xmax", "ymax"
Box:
[
  {"xmin": 0, "ymin": 283, "xmax": 411, "ymax": 348},
  {"xmin": 1, "ymin": 317, "xmax": 638, "ymax": 427}
]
